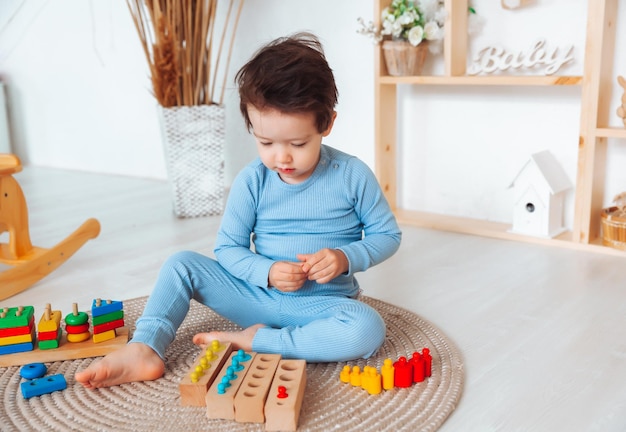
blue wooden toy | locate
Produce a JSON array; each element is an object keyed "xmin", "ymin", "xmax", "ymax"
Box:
[
  {"xmin": 20, "ymin": 373, "xmax": 67, "ymax": 399},
  {"xmin": 19, "ymin": 362, "xmax": 47, "ymax": 380}
]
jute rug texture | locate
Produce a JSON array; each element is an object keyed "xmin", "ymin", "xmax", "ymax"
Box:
[{"xmin": 0, "ymin": 296, "xmax": 464, "ymax": 431}]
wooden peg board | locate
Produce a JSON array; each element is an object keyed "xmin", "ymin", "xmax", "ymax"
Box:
[{"xmin": 179, "ymin": 349, "xmax": 306, "ymax": 431}]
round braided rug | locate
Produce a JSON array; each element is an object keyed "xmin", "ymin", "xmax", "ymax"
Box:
[{"xmin": 0, "ymin": 296, "xmax": 464, "ymax": 432}]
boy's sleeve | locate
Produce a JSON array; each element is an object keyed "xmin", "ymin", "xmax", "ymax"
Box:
[
  {"xmin": 337, "ymin": 158, "xmax": 402, "ymax": 275},
  {"xmin": 214, "ymin": 168, "xmax": 274, "ymax": 288}
]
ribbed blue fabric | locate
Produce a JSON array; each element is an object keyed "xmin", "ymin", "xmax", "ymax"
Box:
[{"xmin": 131, "ymin": 145, "xmax": 401, "ymax": 362}]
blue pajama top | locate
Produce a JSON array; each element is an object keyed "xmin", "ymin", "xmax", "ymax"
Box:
[{"xmin": 214, "ymin": 144, "xmax": 402, "ymax": 298}]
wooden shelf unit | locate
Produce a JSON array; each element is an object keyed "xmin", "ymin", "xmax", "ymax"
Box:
[{"xmin": 373, "ymin": 0, "xmax": 625, "ymax": 256}]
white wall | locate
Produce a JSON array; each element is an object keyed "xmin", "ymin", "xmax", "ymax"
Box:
[{"xmin": 1, "ymin": 0, "xmax": 625, "ymax": 228}]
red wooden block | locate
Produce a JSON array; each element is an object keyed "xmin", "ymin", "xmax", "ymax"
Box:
[
  {"xmin": 93, "ymin": 319, "xmax": 124, "ymax": 335},
  {"xmin": 409, "ymin": 351, "xmax": 425, "ymax": 383},
  {"xmin": 0, "ymin": 317, "xmax": 34, "ymax": 338},
  {"xmin": 422, "ymin": 348, "xmax": 432, "ymax": 377},
  {"xmin": 65, "ymin": 322, "xmax": 90, "ymax": 334},
  {"xmin": 393, "ymin": 356, "xmax": 413, "ymax": 388},
  {"xmin": 37, "ymin": 330, "xmax": 59, "ymax": 341}
]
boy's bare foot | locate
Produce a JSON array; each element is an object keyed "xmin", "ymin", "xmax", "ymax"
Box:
[
  {"xmin": 193, "ymin": 324, "xmax": 265, "ymax": 352},
  {"xmin": 75, "ymin": 342, "xmax": 165, "ymax": 389}
]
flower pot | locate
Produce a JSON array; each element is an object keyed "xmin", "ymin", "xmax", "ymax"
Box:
[
  {"xmin": 601, "ymin": 206, "xmax": 626, "ymax": 250},
  {"xmin": 382, "ymin": 40, "xmax": 428, "ymax": 76},
  {"xmin": 158, "ymin": 104, "xmax": 225, "ymax": 218}
]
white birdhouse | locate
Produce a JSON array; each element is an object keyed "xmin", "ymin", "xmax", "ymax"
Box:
[{"xmin": 508, "ymin": 150, "xmax": 572, "ymax": 238}]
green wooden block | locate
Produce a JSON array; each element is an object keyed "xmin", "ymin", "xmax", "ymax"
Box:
[
  {"xmin": 38, "ymin": 328, "xmax": 62, "ymax": 350},
  {"xmin": 0, "ymin": 306, "xmax": 35, "ymax": 329},
  {"xmin": 92, "ymin": 310, "xmax": 124, "ymax": 326}
]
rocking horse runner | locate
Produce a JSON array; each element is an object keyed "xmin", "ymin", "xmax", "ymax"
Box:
[{"xmin": 0, "ymin": 154, "xmax": 100, "ymax": 300}]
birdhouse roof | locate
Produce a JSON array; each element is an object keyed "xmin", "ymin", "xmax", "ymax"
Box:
[{"xmin": 508, "ymin": 150, "xmax": 572, "ymax": 194}]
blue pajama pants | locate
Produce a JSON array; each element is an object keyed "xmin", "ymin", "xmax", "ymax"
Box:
[{"xmin": 131, "ymin": 251, "xmax": 386, "ymax": 362}]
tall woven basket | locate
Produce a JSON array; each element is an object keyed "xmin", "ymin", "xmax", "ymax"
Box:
[{"xmin": 158, "ymin": 104, "xmax": 225, "ymax": 218}]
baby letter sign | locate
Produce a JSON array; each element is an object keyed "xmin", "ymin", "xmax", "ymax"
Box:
[{"xmin": 468, "ymin": 39, "xmax": 574, "ymax": 76}]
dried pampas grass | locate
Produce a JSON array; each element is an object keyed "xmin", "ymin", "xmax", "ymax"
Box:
[{"xmin": 126, "ymin": 0, "xmax": 245, "ymax": 107}]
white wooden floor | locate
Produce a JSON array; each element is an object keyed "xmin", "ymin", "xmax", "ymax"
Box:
[{"xmin": 4, "ymin": 167, "xmax": 626, "ymax": 432}]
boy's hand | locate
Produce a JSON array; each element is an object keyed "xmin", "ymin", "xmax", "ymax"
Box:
[
  {"xmin": 268, "ymin": 261, "xmax": 309, "ymax": 292},
  {"xmin": 297, "ymin": 249, "xmax": 348, "ymax": 284}
]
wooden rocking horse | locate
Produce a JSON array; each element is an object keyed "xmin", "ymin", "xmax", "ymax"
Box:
[{"xmin": 0, "ymin": 154, "xmax": 101, "ymax": 300}]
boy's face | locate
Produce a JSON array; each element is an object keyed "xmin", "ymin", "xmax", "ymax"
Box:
[{"xmin": 248, "ymin": 105, "xmax": 335, "ymax": 185}]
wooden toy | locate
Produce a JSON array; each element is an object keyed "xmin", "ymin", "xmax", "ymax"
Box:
[
  {"xmin": 0, "ymin": 306, "xmax": 35, "ymax": 355},
  {"xmin": 91, "ymin": 298, "xmax": 123, "ymax": 317},
  {"xmin": 264, "ymin": 359, "xmax": 307, "ymax": 432},
  {"xmin": 340, "ymin": 349, "xmax": 434, "ymax": 395},
  {"xmin": 0, "ymin": 316, "xmax": 34, "ymax": 337},
  {"xmin": 349, "ymin": 365, "xmax": 361, "ymax": 387},
  {"xmin": 19, "ymin": 362, "xmax": 47, "ymax": 380},
  {"xmin": 381, "ymin": 358, "xmax": 395, "ymax": 390},
  {"xmin": 410, "ymin": 351, "xmax": 425, "ymax": 383},
  {"xmin": 234, "ymin": 353, "xmax": 281, "ymax": 423},
  {"xmin": 65, "ymin": 302, "xmax": 90, "ymax": 343},
  {"xmin": 0, "ymin": 341, "xmax": 34, "ymax": 355},
  {"xmin": 422, "ymin": 347, "xmax": 432, "ymax": 377},
  {"xmin": 37, "ymin": 304, "xmax": 62, "ymax": 350},
  {"xmin": 364, "ymin": 366, "xmax": 382, "ymax": 395},
  {"xmin": 0, "ymin": 326, "xmax": 129, "ymax": 367},
  {"xmin": 179, "ymin": 341, "xmax": 233, "ymax": 406},
  {"xmin": 20, "ymin": 373, "xmax": 67, "ymax": 399},
  {"xmin": 178, "ymin": 346, "xmax": 307, "ymax": 431},
  {"xmin": 91, "ymin": 299, "xmax": 124, "ymax": 343},
  {"xmin": 339, "ymin": 364, "xmax": 350, "ymax": 383},
  {"xmin": 0, "ymin": 153, "xmax": 100, "ymax": 301},
  {"xmin": 0, "ymin": 306, "xmax": 34, "ymax": 329},
  {"xmin": 206, "ymin": 351, "xmax": 258, "ymax": 420},
  {"xmin": 393, "ymin": 356, "xmax": 413, "ymax": 388}
]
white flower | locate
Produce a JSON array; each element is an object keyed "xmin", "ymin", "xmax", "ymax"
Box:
[
  {"xmin": 391, "ymin": 20, "xmax": 404, "ymax": 38},
  {"xmin": 423, "ymin": 21, "xmax": 442, "ymax": 40},
  {"xmin": 398, "ymin": 11, "xmax": 416, "ymax": 26},
  {"xmin": 407, "ymin": 26, "xmax": 424, "ymax": 46},
  {"xmin": 358, "ymin": 0, "xmax": 480, "ymax": 48}
]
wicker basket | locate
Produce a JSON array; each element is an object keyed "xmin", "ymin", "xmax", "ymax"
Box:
[
  {"xmin": 601, "ymin": 207, "xmax": 626, "ymax": 250},
  {"xmin": 382, "ymin": 40, "xmax": 428, "ymax": 76},
  {"xmin": 158, "ymin": 104, "xmax": 225, "ymax": 218}
]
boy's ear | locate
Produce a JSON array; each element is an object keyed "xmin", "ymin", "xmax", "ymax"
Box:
[{"xmin": 322, "ymin": 111, "xmax": 337, "ymax": 137}]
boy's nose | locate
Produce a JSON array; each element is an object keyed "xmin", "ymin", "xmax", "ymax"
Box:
[{"xmin": 276, "ymin": 148, "xmax": 292, "ymax": 163}]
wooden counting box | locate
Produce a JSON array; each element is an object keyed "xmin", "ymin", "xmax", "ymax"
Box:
[
  {"xmin": 264, "ymin": 359, "xmax": 307, "ymax": 432},
  {"xmin": 179, "ymin": 342, "xmax": 233, "ymax": 407},
  {"xmin": 234, "ymin": 353, "xmax": 282, "ymax": 424},
  {"xmin": 206, "ymin": 351, "xmax": 257, "ymax": 420}
]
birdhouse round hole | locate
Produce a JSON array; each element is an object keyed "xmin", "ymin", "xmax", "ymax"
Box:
[{"xmin": 526, "ymin": 203, "xmax": 535, "ymax": 213}]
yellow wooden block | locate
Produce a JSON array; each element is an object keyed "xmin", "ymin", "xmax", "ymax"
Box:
[
  {"xmin": 0, "ymin": 330, "xmax": 34, "ymax": 346},
  {"xmin": 92, "ymin": 329, "xmax": 115, "ymax": 343},
  {"xmin": 67, "ymin": 331, "xmax": 91, "ymax": 343},
  {"xmin": 38, "ymin": 310, "xmax": 61, "ymax": 333}
]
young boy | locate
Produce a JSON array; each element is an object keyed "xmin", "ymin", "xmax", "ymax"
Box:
[{"xmin": 75, "ymin": 32, "xmax": 401, "ymax": 389}]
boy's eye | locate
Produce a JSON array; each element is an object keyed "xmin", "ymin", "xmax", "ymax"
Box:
[
  {"xmin": 291, "ymin": 142, "xmax": 306, "ymax": 147},
  {"xmin": 259, "ymin": 141, "xmax": 272, "ymax": 146}
]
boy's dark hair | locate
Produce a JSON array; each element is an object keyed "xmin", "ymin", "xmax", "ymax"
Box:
[{"xmin": 235, "ymin": 32, "xmax": 338, "ymax": 133}]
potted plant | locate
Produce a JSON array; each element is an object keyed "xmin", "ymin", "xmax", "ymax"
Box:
[
  {"xmin": 126, "ymin": 0, "xmax": 245, "ymax": 217},
  {"xmin": 357, "ymin": 0, "xmax": 481, "ymax": 76},
  {"xmin": 601, "ymin": 192, "xmax": 626, "ymax": 250}
]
